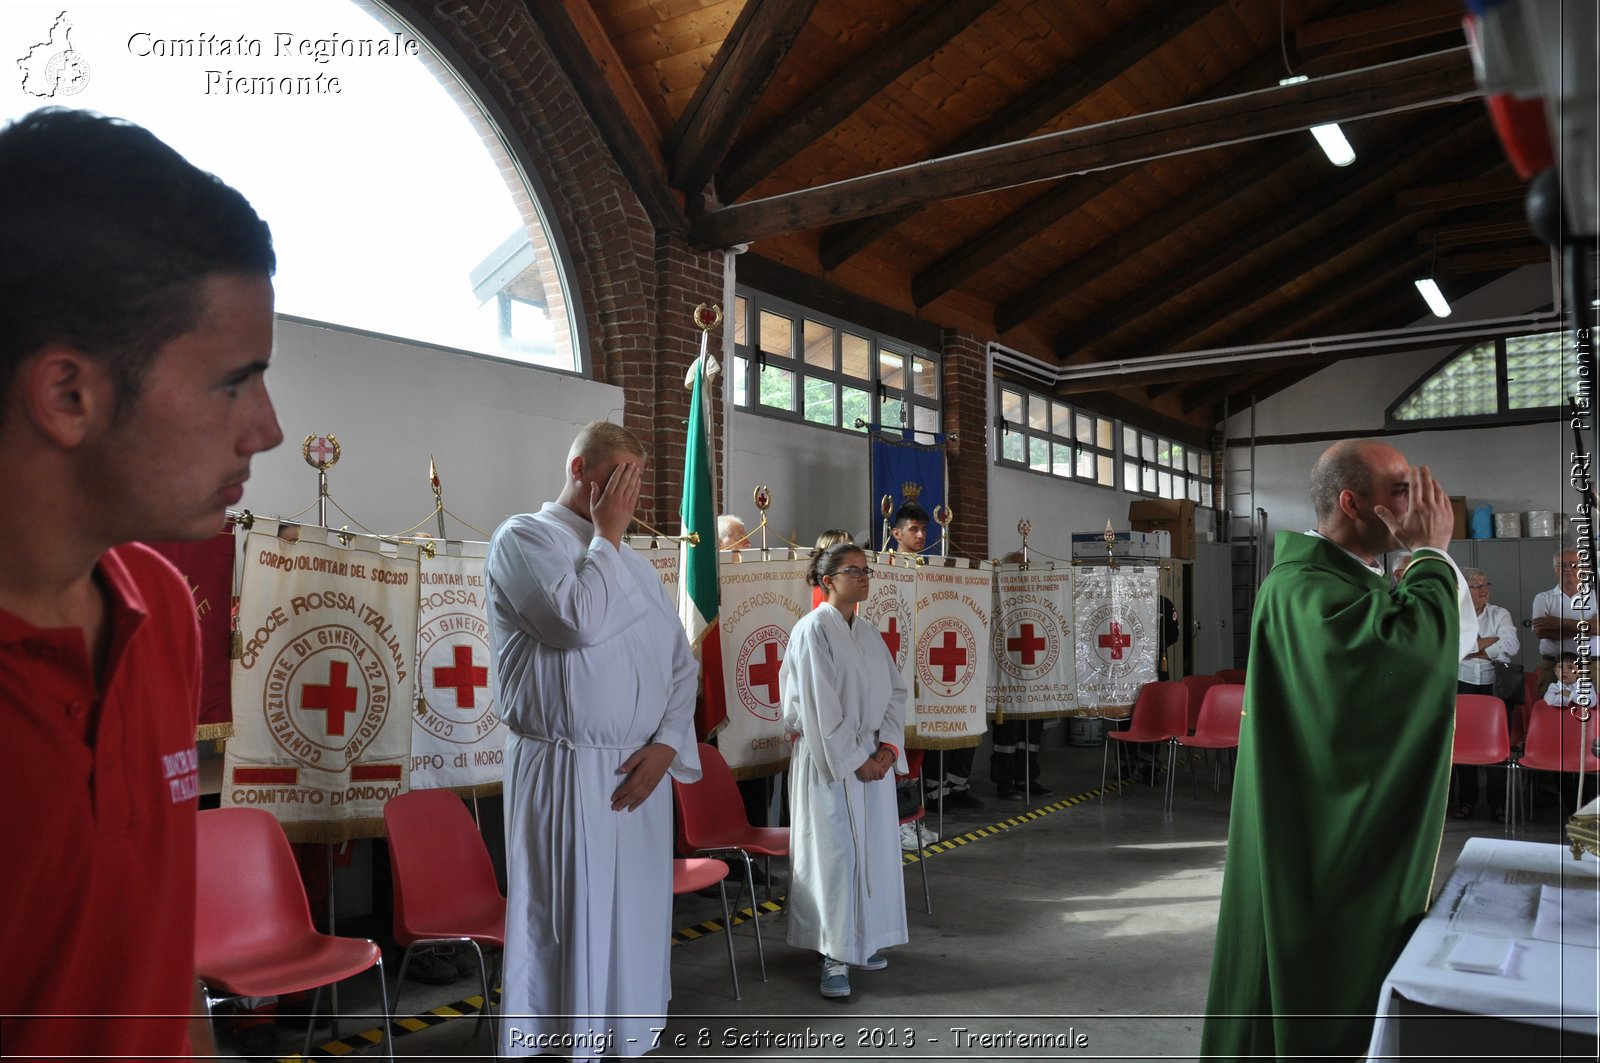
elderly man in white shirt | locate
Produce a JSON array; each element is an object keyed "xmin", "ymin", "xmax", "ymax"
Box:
[
  {"xmin": 1452, "ymin": 567, "xmax": 1520, "ymax": 821},
  {"xmin": 1530, "ymin": 547, "xmax": 1597, "ymax": 687}
]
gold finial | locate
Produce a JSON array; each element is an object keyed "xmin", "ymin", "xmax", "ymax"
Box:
[
  {"xmin": 693, "ymin": 303, "xmax": 723, "ymax": 332},
  {"xmin": 301, "ymin": 433, "xmax": 341, "ymax": 471},
  {"xmin": 901, "ymin": 481, "xmax": 923, "ymax": 503}
]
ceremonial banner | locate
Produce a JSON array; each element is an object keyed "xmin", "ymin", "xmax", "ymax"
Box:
[
  {"xmin": 145, "ymin": 524, "xmax": 236, "ymax": 739},
  {"xmin": 911, "ymin": 560, "xmax": 991, "ymax": 749},
  {"xmin": 410, "ymin": 546, "xmax": 504, "ymax": 796},
  {"xmin": 629, "ymin": 536, "xmax": 681, "ymax": 597},
  {"xmin": 989, "ymin": 563, "xmax": 1078, "ymax": 720},
  {"xmin": 869, "ymin": 428, "xmax": 946, "ymax": 552},
  {"xmin": 225, "ymin": 523, "xmax": 418, "ymax": 842},
  {"xmin": 862, "ymin": 554, "xmax": 918, "ymax": 701},
  {"xmin": 1073, "ymin": 565, "xmax": 1159, "ymax": 712},
  {"xmin": 717, "ymin": 555, "xmax": 809, "ymax": 778}
]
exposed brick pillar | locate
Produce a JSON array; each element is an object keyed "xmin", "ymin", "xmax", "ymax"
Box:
[
  {"xmin": 647, "ymin": 237, "xmax": 725, "ymax": 530},
  {"xmin": 941, "ymin": 329, "xmax": 990, "ymax": 559}
]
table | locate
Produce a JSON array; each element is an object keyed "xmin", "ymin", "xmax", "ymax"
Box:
[{"xmin": 1367, "ymin": 838, "xmax": 1599, "ymax": 1060}]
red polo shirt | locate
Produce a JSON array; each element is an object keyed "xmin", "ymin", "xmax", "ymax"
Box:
[{"xmin": 1, "ymin": 543, "xmax": 202, "ymax": 1060}]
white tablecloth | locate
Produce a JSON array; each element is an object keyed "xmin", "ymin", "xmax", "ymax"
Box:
[{"xmin": 1367, "ymin": 838, "xmax": 1599, "ymax": 1060}]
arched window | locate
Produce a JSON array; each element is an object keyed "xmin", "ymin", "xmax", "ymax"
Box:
[
  {"xmin": 1387, "ymin": 330, "xmax": 1570, "ymax": 427},
  {"xmin": 6, "ymin": 0, "xmax": 583, "ymax": 372}
]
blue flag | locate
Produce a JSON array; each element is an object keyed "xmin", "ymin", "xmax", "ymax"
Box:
[{"xmin": 869, "ymin": 427, "xmax": 946, "ymax": 552}]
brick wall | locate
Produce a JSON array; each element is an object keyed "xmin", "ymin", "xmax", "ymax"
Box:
[{"xmin": 941, "ymin": 329, "xmax": 991, "ymax": 559}]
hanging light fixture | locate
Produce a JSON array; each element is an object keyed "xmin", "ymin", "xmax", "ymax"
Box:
[
  {"xmin": 1278, "ymin": 75, "xmax": 1357, "ymax": 166},
  {"xmin": 1415, "ymin": 235, "xmax": 1452, "ymax": 317}
]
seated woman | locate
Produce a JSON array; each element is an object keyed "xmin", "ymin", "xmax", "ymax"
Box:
[{"xmin": 780, "ymin": 541, "xmax": 909, "ymax": 1000}]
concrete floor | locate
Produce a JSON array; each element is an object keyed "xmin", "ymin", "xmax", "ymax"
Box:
[{"xmin": 216, "ymin": 734, "xmax": 1579, "ymax": 1061}]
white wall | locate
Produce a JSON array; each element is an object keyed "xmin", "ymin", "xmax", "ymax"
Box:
[
  {"xmin": 726, "ymin": 412, "xmax": 870, "ymax": 548},
  {"xmin": 1224, "ymin": 264, "xmax": 1574, "ymax": 554},
  {"xmin": 243, "ymin": 318, "xmax": 623, "ymax": 537},
  {"xmin": 990, "ymin": 465, "xmax": 1144, "ymax": 561}
]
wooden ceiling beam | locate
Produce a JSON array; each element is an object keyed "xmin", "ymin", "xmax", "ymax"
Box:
[
  {"xmin": 1439, "ymin": 245, "xmax": 1553, "ymax": 272},
  {"xmin": 813, "ymin": 0, "xmax": 1228, "ymax": 269},
  {"xmin": 1396, "ymin": 170, "xmax": 1523, "ymax": 210},
  {"xmin": 911, "ymin": 51, "xmax": 1287, "ymax": 309},
  {"xmin": 1051, "ymin": 108, "xmax": 1483, "ymax": 358},
  {"xmin": 526, "ymin": 0, "xmax": 686, "ymax": 234},
  {"xmin": 718, "ymin": 0, "xmax": 1001, "ymax": 202},
  {"xmin": 667, "ymin": 0, "xmax": 820, "ymax": 195},
  {"xmin": 994, "ymin": 138, "xmax": 1311, "ymax": 333},
  {"xmin": 1417, "ymin": 218, "xmax": 1532, "ymax": 246},
  {"xmin": 1294, "ymin": 0, "xmax": 1464, "ymax": 60},
  {"xmin": 694, "ymin": 47, "xmax": 1480, "ymax": 251}
]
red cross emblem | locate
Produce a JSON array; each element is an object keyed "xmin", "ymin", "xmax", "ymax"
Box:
[
  {"xmin": 1007, "ymin": 623, "xmax": 1047, "ymax": 665},
  {"xmin": 928, "ymin": 629, "xmax": 968, "ymax": 683},
  {"xmin": 1098, "ymin": 621, "xmax": 1132, "ymax": 660},
  {"xmin": 747, "ymin": 640, "xmax": 782, "ymax": 703},
  {"xmin": 433, "ymin": 644, "xmax": 487, "ymax": 708},
  {"xmin": 881, "ymin": 615, "xmax": 901, "ymax": 659},
  {"xmin": 302, "ymin": 660, "xmax": 359, "ymax": 736}
]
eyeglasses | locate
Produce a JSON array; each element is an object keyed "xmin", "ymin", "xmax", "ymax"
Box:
[
  {"xmin": 830, "ymin": 566, "xmax": 873, "ymax": 579},
  {"xmin": 1468, "ymin": 583, "xmax": 1491, "ymax": 590}
]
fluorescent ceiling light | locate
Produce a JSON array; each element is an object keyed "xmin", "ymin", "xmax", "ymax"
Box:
[
  {"xmin": 1280, "ymin": 75, "xmax": 1356, "ymax": 166},
  {"xmin": 1415, "ymin": 278, "xmax": 1452, "ymax": 318}
]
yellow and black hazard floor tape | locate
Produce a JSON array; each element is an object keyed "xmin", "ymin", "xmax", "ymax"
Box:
[{"xmin": 278, "ymin": 778, "xmax": 1120, "ymax": 1059}]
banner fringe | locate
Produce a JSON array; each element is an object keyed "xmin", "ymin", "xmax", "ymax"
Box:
[
  {"xmin": 195, "ymin": 721, "xmax": 234, "ymax": 741},
  {"xmin": 279, "ymin": 817, "xmax": 388, "ymax": 844},
  {"xmin": 728, "ymin": 756, "xmax": 789, "ymax": 781}
]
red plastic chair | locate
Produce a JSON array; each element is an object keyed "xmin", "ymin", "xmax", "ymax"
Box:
[
  {"xmin": 672, "ymin": 742, "xmax": 790, "ymax": 981},
  {"xmin": 196, "ymin": 808, "xmax": 391, "ymax": 1060},
  {"xmin": 1100, "ymin": 681, "xmax": 1189, "ymax": 812},
  {"xmin": 672, "ymin": 858, "xmax": 740, "ymax": 1000},
  {"xmin": 1179, "ymin": 674, "xmax": 1225, "ymax": 734},
  {"xmin": 1177, "ymin": 684, "xmax": 1244, "ymax": 798},
  {"xmin": 897, "ymin": 748, "xmax": 932, "ymax": 914},
  {"xmin": 1452, "ymin": 694, "xmax": 1515, "ymax": 834},
  {"xmin": 1215, "ymin": 668, "xmax": 1247, "ymax": 685},
  {"xmin": 383, "ymin": 790, "xmax": 507, "ymax": 1041},
  {"xmin": 1516, "ymin": 701, "xmax": 1600, "ymax": 830}
]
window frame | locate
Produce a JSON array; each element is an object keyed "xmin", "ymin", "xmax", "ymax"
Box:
[
  {"xmin": 1385, "ymin": 329, "xmax": 1570, "ymax": 430},
  {"xmin": 993, "ymin": 384, "xmax": 1119, "ymax": 491}
]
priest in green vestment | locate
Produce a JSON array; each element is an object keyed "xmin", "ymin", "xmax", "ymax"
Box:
[{"xmin": 1202, "ymin": 440, "xmax": 1476, "ymax": 1061}]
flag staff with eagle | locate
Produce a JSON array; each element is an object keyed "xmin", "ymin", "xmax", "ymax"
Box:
[{"xmin": 681, "ymin": 303, "xmax": 727, "ymax": 739}]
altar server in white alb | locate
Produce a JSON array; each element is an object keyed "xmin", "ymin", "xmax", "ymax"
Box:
[
  {"xmin": 485, "ymin": 420, "xmax": 700, "ymax": 1060},
  {"xmin": 781, "ymin": 541, "xmax": 910, "ymax": 1000}
]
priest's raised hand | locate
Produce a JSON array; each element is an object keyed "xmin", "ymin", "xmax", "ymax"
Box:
[{"xmin": 1373, "ymin": 463, "xmax": 1454, "ymax": 554}]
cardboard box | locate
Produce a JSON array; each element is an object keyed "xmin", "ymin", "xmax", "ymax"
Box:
[
  {"xmin": 1129, "ymin": 499, "xmax": 1196, "ymax": 558},
  {"xmin": 1450, "ymin": 496, "xmax": 1467, "ymax": 540},
  {"xmin": 1070, "ymin": 530, "xmax": 1169, "ymax": 561}
]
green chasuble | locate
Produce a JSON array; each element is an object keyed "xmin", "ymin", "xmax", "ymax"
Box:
[{"xmin": 1201, "ymin": 532, "xmax": 1459, "ymax": 1062}]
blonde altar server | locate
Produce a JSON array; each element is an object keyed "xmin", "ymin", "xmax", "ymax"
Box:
[
  {"xmin": 486, "ymin": 421, "xmax": 700, "ymax": 1060},
  {"xmin": 781, "ymin": 541, "xmax": 910, "ymax": 999}
]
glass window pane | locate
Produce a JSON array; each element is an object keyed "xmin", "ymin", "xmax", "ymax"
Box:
[
  {"xmin": 1052, "ymin": 402, "xmax": 1072, "ymax": 437},
  {"xmin": 803, "ymin": 377, "xmax": 835, "ymax": 423},
  {"xmin": 758, "ymin": 362, "xmax": 794, "ymax": 410},
  {"xmin": 733, "ymin": 296, "xmax": 747, "ymax": 347},
  {"xmin": 1123, "ymin": 425, "xmax": 1138, "ymax": 456},
  {"xmin": 1393, "ymin": 340, "xmax": 1496, "ymax": 419},
  {"xmin": 1506, "ymin": 330, "xmax": 1568, "ymax": 409},
  {"xmin": 841, "ymin": 385, "xmax": 871, "ymax": 431},
  {"xmin": 803, "ymin": 320, "xmax": 833, "ymax": 370},
  {"xmin": 1002, "ymin": 429, "xmax": 1025, "ymax": 463},
  {"xmin": 913, "ymin": 356, "xmax": 938, "ymax": 400},
  {"xmin": 1124, "ymin": 461, "xmax": 1139, "ymax": 491},
  {"xmin": 841, "ymin": 333, "xmax": 872, "ymax": 380},
  {"xmin": 1142, "ymin": 466, "xmax": 1157, "ymax": 494},
  {"xmin": 1141, "ymin": 435, "xmax": 1156, "ymax": 462},
  {"xmin": 1075, "ymin": 415, "xmax": 1093, "ymax": 445},
  {"xmin": 880, "ymin": 349, "xmax": 905, "ymax": 391},
  {"xmin": 881, "ymin": 396, "xmax": 906, "ymax": 428},
  {"xmin": 1001, "ymin": 388, "xmax": 1025, "ymax": 424},
  {"xmin": 759, "ymin": 310, "xmax": 793, "ymax": 359},
  {"xmin": 1098, "ymin": 419, "xmax": 1114, "ymax": 450},
  {"xmin": 733, "ymin": 355, "xmax": 749, "ymax": 407},
  {"xmin": 1187, "ymin": 451, "xmax": 1200, "ymax": 475},
  {"xmin": 1075, "ymin": 446, "xmax": 1094, "ymax": 480},
  {"xmin": 1171, "ymin": 444, "xmax": 1185, "ymax": 468},
  {"xmin": 1029, "ymin": 437, "xmax": 1050, "ymax": 471},
  {"xmin": 914, "ymin": 404, "xmax": 938, "ymax": 436},
  {"xmin": 1028, "ymin": 396, "xmax": 1050, "ymax": 432},
  {"xmin": 1052, "ymin": 442, "xmax": 1073, "ymax": 477},
  {"xmin": 1158, "ymin": 470, "xmax": 1172, "ymax": 497},
  {"xmin": 1201, "ymin": 452, "xmax": 1212, "ymax": 479},
  {"xmin": 1097, "ymin": 454, "xmax": 1115, "ymax": 486},
  {"xmin": 1188, "ymin": 479, "xmax": 1201, "ymax": 502}
]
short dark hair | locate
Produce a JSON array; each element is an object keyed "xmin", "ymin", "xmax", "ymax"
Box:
[
  {"xmin": 1309, "ymin": 441, "xmax": 1375, "ymax": 525},
  {"xmin": 0, "ymin": 108, "xmax": 275, "ymax": 416},
  {"xmin": 892, "ymin": 502, "xmax": 929, "ymax": 528},
  {"xmin": 807, "ymin": 541, "xmax": 864, "ymax": 589}
]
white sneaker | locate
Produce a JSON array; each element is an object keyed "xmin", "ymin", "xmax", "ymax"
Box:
[
  {"xmin": 900, "ymin": 822, "xmax": 939, "ymax": 850},
  {"xmin": 916, "ymin": 822, "xmax": 940, "ymax": 845}
]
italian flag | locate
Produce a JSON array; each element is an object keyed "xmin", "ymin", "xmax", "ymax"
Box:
[{"xmin": 679, "ymin": 351, "xmax": 726, "ymax": 738}]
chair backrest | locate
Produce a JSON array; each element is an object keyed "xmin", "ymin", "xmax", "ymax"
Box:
[
  {"xmin": 1522, "ymin": 671, "xmax": 1539, "ymax": 711},
  {"xmin": 196, "ymin": 807, "xmax": 318, "ymax": 968},
  {"xmin": 1191, "ymin": 684, "xmax": 1245, "ymax": 743},
  {"xmin": 1215, "ymin": 668, "xmax": 1246, "ymax": 684},
  {"xmin": 1522, "ymin": 702, "xmax": 1600, "ymax": 773},
  {"xmin": 1125, "ymin": 681, "xmax": 1189, "ymax": 740},
  {"xmin": 1179, "ymin": 675, "xmax": 1225, "ymax": 732},
  {"xmin": 673, "ymin": 742, "xmax": 755, "ymax": 854},
  {"xmin": 383, "ymin": 789, "xmax": 505, "ymax": 944},
  {"xmin": 1452, "ymin": 694, "xmax": 1511, "ymax": 765}
]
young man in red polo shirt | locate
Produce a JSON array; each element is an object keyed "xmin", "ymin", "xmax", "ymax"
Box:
[{"xmin": 0, "ymin": 108, "xmax": 284, "ymax": 1059}]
